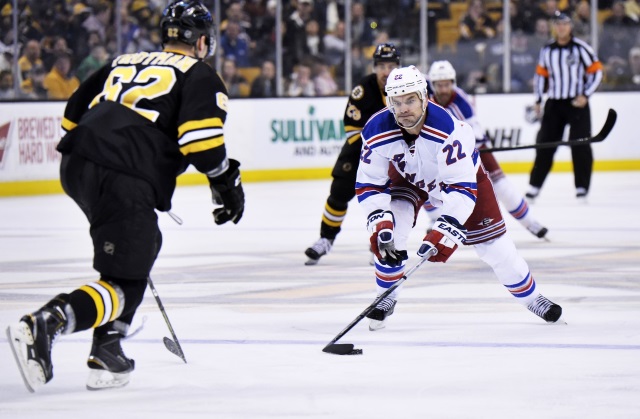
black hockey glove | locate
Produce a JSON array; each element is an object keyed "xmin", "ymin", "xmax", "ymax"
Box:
[{"xmin": 208, "ymin": 159, "xmax": 245, "ymax": 225}]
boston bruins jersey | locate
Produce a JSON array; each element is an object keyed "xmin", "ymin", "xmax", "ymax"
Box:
[
  {"xmin": 57, "ymin": 50, "xmax": 229, "ymax": 211},
  {"xmin": 343, "ymin": 73, "xmax": 386, "ymax": 145}
]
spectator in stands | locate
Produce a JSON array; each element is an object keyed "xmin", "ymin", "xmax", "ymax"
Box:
[
  {"xmin": 43, "ymin": 53, "xmax": 79, "ymax": 99},
  {"xmin": 287, "ymin": 60, "xmax": 316, "ymax": 97},
  {"xmin": 76, "ymin": 44, "xmax": 109, "ymax": 82},
  {"xmin": 68, "ymin": 3, "xmax": 92, "ymax": 62},
  {"xmin": 18, "ymin": 39, "xmax": 43, "ymax": 81},
  {"xmin": 350, "ymin": 1, "xmax": 375, "ymax": 47},
  {"xmin": 313, "ymin": 60, "xmax": 338, "ymax": 95},
  {"xmin": 572, "ymin": 1, "xmax": 593, "ymax": 44},
  {"xmin": 221, "ymin": 20, "xmax": 251, "ymax": 67},
  {"xmin": 221, "ymin": 58, "xmax": 250, "ymax": 98},
  {"xmin": 283, "ymin": 0, "xmax": 316, "ymax": 75},
  {"xmin": 20, "ymin": 64, "xmax": 47, "ymax": 100},
  {"xmin": 42, "ymin": 36, "xmax": 72, "ymax": 71},
  {"xmin": 509, "ymin": 29, "xmax": 539, "ymax": 92},
  {"xmin": 604, "ymin": 0, "xmax": 639, "ymax": 26},
  {"xmin": 324, "ymin": 20, "xmax": 346, "ymax": 66},
  {"xmin": 510, "ymin": 0, "xmax": 535, "ymax": 34},
  {"xmin": 600, "ymin": 0, "xmax": 638, "ymax": 63},
  {"xmin": 0, "ymin": 69, "xmax": 16, "ymax": 100},
  {"xmin": 530, "ymin": 17, "xmax": 552, "ymax": 52},
  {"xmin": 459, "ymin": 0, "xmax": 497, "ymax": 42},
  {"xmin": 82, "ymin": 3, "xmax": 111, "ymax": 43},
  {"xmin": 250, "ymin": 59, "xmax": 277, "ymax": 98},
  {"xmin": 536, "ymin": 0, "xmax": 563, "ymax": 21},
  {"xmin": 251, "ymin": 0, "xmax": 277, "ymax": 63},
  {"xmin": 304, "ymin": 19, "xmax": 325, "ymax": 59},
  {"xmin": 221, "ymin": 1, "xmax": 253, "ymax": 35}
]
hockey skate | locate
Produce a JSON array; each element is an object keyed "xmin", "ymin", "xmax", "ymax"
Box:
[
  {"xmin": 527, "ymin": 295, "xmax": 563, "ymax": 323},
  {"xmin": 6, "ymin": 297, "xmax": 68, "ymax": 392},
  {"xmin": 304, "ymin": 237, "xmax": 333, "ymax": 265},
  {"xmin": 366, "ymin": 297, "xmax": 397, "ymax": 331},
  {"xmin": 526, "ymin": 221, "xmax": 549, "ymax": 239},
  {"xmin": 86, "ymin": 327, "xmax": 135, "ymax": 391}
]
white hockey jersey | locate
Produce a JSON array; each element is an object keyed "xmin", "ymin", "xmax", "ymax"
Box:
[
  {"xmin": 355, "ymin": 101, "xmax": 480, "ymax": 226},
  {"xmin": 429, "ymin": 86, "xmax": 486, "ymax": 147}
]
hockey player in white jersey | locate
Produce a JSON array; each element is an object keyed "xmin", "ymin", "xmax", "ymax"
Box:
[
  {"xmin": 424, "ymin": 60, "xmax": 548, "ymax": 239},
  {"xmin": 355, "ymin": 65, "xmax": 562, "ymax": 331}
]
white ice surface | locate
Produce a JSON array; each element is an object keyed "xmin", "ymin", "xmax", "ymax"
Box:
[{"xmin": 1, "ymin": 172, "xmax": 639, "ymax": 419}]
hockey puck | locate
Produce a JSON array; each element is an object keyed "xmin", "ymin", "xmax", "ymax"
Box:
[{"xmin": 349, "ymin": 348, "xmax": 363, "ymax": 355}]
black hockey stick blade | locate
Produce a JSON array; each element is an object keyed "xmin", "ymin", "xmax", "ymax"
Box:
[
  {"xmin": 322, "ymin": 343, "xmax": 363, "ymax": 355},
  {"xmin": 163, "ymin": 336, "xmax": 187, "ymax": 363},
  {"xmin": 483, "ymin": 108, "xmax": 617, "ymax": 153},
  {"xmin": 321, "ymin": 250, "xmax": 435, "ymax": 356}
]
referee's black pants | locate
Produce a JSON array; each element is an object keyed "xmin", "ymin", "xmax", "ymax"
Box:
[{"xmin": 529, "ymin": 99, "xmax": 593, "ymax": 194}]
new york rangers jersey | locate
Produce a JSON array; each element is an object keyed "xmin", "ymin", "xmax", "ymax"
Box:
[
  {"xmin": 429, "ymin": 86, "xmax": 486, "ymax": 147},
  {"xmin": 356, "ymin": 102, "xmax": 480, "ymax": 226}
]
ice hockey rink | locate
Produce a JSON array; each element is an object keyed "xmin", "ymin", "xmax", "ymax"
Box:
[{"xmin": 1, "ymin": 171, "xmax": 639, "ymax": 419}]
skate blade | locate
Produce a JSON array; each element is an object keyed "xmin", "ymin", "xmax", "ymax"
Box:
[
  {"xmin": 6, "ymin": 325, "xmax": 45, "ymax": 393},
  {"xmin": 304, "ymin": 258, "xmax": 320, "ymax": 266},
  {"xmin": 368, "ymin": 319, "xmax": 386, "ymax": 331},
  {"xmin": 86, "ymin": 369, "xmax": 131, "ymax": 391}
]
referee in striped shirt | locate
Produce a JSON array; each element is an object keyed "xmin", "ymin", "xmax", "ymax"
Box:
[{"xmin": 526, "ymin": 11, "xmax": 603, "ymax": 202}]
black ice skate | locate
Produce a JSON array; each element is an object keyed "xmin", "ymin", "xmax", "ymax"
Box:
[
  {"xmin": 366, "ymin": 297, "xmax": 397, "ymax": 331},
  {"xmin": 527, "ymin": 295, "xmax": 563, "ymax": 323},
  {"xmin": 304, "ymin": 238, "xmax": 333, "ymax": 265},
  {"xmin": 6, "ymin": 295, "xmax": 68, "ymax": 393},
  {"xmin": 86, "ymin": 325, "xmax": 135, "ymax": 391}
]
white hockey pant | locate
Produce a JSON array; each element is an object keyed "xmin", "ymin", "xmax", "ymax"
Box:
[{"xmin": 474, "ymin": 234, "xmax": 540, "ymax": 306}]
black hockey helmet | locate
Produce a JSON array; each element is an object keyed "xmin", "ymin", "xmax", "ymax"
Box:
[
  {"xmin": 373, "ymin": 43, "xmax": 401, "ymax": 66},
  {"xmin": 161, "ymin": 0, "xmax": 216, "ymax": 56}
]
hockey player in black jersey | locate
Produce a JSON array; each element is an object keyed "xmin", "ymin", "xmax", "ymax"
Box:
[
  {"xmin": 304, "ymin": 44, "xmax": 400, "ymax": 265},
  {"xmin": 6, "ymin": 0, "xmax": 244, "ymax": 392}
]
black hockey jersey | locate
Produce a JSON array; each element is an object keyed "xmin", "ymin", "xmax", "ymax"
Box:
[
  {"xmin": 343, "ymin": 73, "xmax": 386, "ymax": 145},
  {"xmin": 57, "ymin": 50, "xmax": 229, "ymax": 211}
]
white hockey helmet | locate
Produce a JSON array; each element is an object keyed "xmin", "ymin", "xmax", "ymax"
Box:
[
  {"xmin": 385, "ymin": 65, "xmax": 428, "ymax": 128},
  {"xmin": 428, "ymin": 60, "xmax": 457, "ymax": 84}
]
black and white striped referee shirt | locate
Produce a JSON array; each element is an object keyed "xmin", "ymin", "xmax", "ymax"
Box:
[{"xmin": 534, "ymin": 37, "xmax": 603, "ymax": 103}]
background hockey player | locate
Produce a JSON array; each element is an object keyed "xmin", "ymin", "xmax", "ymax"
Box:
[
  {"xmin": 304, "ymin": 44, "xmax": 401, "ymax": 265},
  {"xmin": 6, "ymin": 0, "xmax": 245, "ymax": 392},
  {"xmin": 425, "ymin": 60, "xmax": 548, "ymax": 239},
  {"xmin": 356, "ymin": 65, "xmax": 562, "ymax": 331}
]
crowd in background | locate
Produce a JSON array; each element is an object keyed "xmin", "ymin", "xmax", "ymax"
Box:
[{"xmin": 0, "ymin": 0, "xmax": 638, "ymax": 100}]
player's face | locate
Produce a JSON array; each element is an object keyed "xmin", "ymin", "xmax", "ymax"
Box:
[
  {"xmin": 375, "ymin": 62, "xmax": 399, "ymax": 89},
  {"xmin": 390, "ymin": 92, "xmax": 425, "ymax": 127},
  {"xmin": 432, "ymin": 80, "xmax": 454, "ymax": 104}
]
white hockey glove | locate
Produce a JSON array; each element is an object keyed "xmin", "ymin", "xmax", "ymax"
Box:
[
  {"xmin": 367, "ymin": 210, "xmax": 408, "ymax": 267},
  {"xmin": 417, "ymin": 216, "xmax": 466, "ymax": 263}
]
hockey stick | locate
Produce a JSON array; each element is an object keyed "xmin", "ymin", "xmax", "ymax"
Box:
[
  {"xmin": 322, "ymin": 247, "xmax": 437, "ymax": 356},
  {"xmin": 481, "ymin": 108, "xmax": 617, "ymax": 153},
  {"xmin": 147, "ymin": 277, "xmax": 187, "ymax": 363}
]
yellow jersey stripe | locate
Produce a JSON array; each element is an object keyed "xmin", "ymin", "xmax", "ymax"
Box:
[
  {"xmin": 180, "ymin": 136, "xmax": 225, "ymax": 155},
  {"xmin": 322, "ymin": 215, "xmax": 344, "ymax": 227},
  {"xmin": 325, "ymin": 203, "xmax": 347, "ymax": 216},
  {"xmin": 61, "ymin": 118, "xmax": 77, "ymax": 132},
  {"xmin": 178, "ymin": 117, "xmax": 223, "ymax": 138}
]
